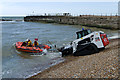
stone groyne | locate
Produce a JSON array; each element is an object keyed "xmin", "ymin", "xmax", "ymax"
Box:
[{"xmin": 24, "ymin": 15, "xmax": 119, "ymax": 30}]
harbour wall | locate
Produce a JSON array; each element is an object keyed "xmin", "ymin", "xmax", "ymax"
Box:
[{"xmin": 24, "ymin": 15, "xmax": 119, "ymax": 30}]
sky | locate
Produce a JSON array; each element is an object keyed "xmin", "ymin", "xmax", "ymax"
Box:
[{"xmin": 0, "ymin": 0, "xmax": 119, "ymax": 16}]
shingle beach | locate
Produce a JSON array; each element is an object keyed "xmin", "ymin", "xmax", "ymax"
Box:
[{"xmin": 27, "ymin": 39, "xmax": 119, "ymax": 79}]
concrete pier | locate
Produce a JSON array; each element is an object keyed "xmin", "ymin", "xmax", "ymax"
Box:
[{"xmin": 24, "ymin": 15, "xmax": 118, "ymax": 30}]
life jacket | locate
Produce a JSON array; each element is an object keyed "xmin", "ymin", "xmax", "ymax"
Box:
[
  {"xmin": 25, "ymin": 41, "xmax": 27, "ymax": 43},
  {"xmin": 27, "ymin": 40, "xmax": 32, "ymax": 46},
  {"xmin": 33, "ymin": 41, "xmax": 39, "ymax": 46}
]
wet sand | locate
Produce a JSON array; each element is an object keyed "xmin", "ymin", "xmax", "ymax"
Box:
[{"xmin": 27, "ymin": 39, "xmax": 119, "ymax": 79}]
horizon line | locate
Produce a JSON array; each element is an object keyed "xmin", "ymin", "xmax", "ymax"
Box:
[{"xmin": 0, "ymin": 14, "xmax": 118, "ymax": 17}]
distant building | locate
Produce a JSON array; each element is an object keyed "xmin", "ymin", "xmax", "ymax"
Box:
[{"xmin": 63, "ymin": 13, "xmax": 71, "ymax": 16}]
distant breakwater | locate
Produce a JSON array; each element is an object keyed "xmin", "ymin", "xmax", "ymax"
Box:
[
  {"xmin": 0, "ymin": 19, "xmax": 13, "ymax": 21},
  {"xmin": 24, "ymin": 15, "xmax": 119, "ymax": 30}
]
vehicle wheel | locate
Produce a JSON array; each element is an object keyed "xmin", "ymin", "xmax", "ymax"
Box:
[
  {"xmin": 88, "ymin": 44, "xmax": 99, "ymax": 54},
  {"xmin": 73, "ymin": 49, "xmax": 88, "ymax": 56},
  {"xmin": 73, "ymin": 44, "xmax": 99, "ymax": 56},
  {"xmin": 99, "ymin": 47, "xmax": 105, "ymax": 51}
]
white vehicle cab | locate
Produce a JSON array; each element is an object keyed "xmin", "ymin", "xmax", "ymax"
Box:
[{"xmin": 59, "ymin": 29, "xmax": 109, "ymax": 56}]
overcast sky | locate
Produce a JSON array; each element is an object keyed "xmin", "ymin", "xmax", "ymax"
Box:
[{"xmin": 0, "ymin": 0, "xmax": 119, "ymax": 16}]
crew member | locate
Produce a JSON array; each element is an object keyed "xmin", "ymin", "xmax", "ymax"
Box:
[
  {"xmin": 33, "ymin": 38, "xmax": 39, "ymax": 47},
  {"xmin": 21, "ymin": 39, "xmax": 29, "ymax": 46},
  {"xmin": 27, "ymin": 39, "xmax": 32, "ymax": 47}
]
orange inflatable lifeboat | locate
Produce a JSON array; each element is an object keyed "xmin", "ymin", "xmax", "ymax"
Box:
[{"xmin": 15, "ymin": 42, "xmax": 50, "ymax": 53}]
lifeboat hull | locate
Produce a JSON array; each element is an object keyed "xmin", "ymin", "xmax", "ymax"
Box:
[{"xmin": 15, "ymin": 42, "xmax": 50, "ymax": 53}]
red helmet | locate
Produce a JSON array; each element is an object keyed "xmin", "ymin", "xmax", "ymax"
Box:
[{"xmin": 35, "ymin": 38, "xmax": 38, "ymax": 41}]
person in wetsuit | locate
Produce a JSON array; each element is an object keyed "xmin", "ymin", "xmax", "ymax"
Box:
[
  {"xmin": 21, "ymin": 39, "xmax": 29, "ymax": 46},
  {"xmin": 33, "ymin": 38, "xmax": 39, "ymax": 47},
  {"xmin": 21, "ymin": 39, "xmax": 32, "ymax": 47},
  {"xmin": 27, "ymin": 39, "xmax": 32, "ymax": 47}
]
